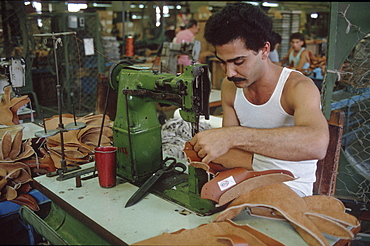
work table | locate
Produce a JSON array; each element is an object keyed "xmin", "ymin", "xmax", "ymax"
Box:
[{"xmin": 30, "ymin": 162, "xmax": 344, "ymax": 245}]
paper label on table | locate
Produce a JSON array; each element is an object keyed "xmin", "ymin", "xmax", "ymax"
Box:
[{"xmin": 218, "ymin": 176, "xmax": 236, "ymax": 191}]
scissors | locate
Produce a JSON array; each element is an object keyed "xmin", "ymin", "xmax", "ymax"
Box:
[{"xmin": 125, "ymin": 157, "xmax": 186, "ymax": 208}]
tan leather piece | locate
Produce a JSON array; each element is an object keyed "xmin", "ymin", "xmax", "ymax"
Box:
[
  {"xmin": 218, "ymin": 172, "xmax": 296, "ymax": 206},
  {"xmin": 133, "ymin": 219, "xmax": 284, "ymax": 246},
  {"xmin": 44, "ymin": 114, "xmax": 113, "ymax": 168},
  {"xmin": 201, "ymin": 168, "xmax": 295, "ymax": 205},
  {"xmin": 1, "ymin": 131, "xmax": 12, "ymax": 159},
  {"xmin": 9, "ymin": 129, "xmax": 23, "ymax": 159},
  {"xmin": 0, "ymin": 162, "xmax": 33, "ymax": 201},
  {"xmin": 214, "ymin": 183, "xmax": 359, "ymax": 246},
  {"xmin": 183, "ymin": 142, "xmax": 253, "ymax": 172},
  {"xmin": 13, "ymin": 139, "xmax": 34, "ymax": 161},
  {"xmin": 0, "ymin": 86, "xmax": 30, "ymax": 125},
  {"xmin": 303, "ymin": 196, "xmax": 359, "ymax": 227},
  {"xmin": 1, "ymin": 129, "xmax": 34, "ymax": 162},
  {"xmin": 10, "ymin": 97, "xmax": 30, "ymax": 124}
]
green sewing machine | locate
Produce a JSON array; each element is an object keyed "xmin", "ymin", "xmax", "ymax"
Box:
[{"xmin": 109, "ymin": 61, "xmax": 220, "ymax": 215}]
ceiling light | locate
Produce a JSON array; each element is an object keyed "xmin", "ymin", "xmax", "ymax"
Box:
[
  {"xmin": 262, "ymin": 2, "xmax": 279, "ymax": 7},
  {"xmin": 311, "ymin": 13, "xmax": 319, "ymax": 19}
]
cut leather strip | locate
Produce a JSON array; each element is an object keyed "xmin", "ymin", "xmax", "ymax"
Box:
[
  {"xmin": 132, "ymin": 219, "xmax": 283, "ymax": 246},
  {"xmin": 218, "ymin": 172, "xmax": 296, "ymax": 206},
  {"xmin": 214, "ymin": 183, "xmax": 331, "ymax": 246},
  {"xmin": 9, "ymin": 130, "xmax": 23, "ymax": 159},
  {"xmin": 1, "ymin": 131, "xmax": 12, "ymax": 159},
  {"xmin": 201, "ymin": 168, "xmax": 295, "ymax": 204},
  {"xmin": 304, "ymin": 213, "xmax": 354, "ymax": 239},
  {"xmin": 303, "ymin": 196, "xmax": 360, "ymax": 227}
]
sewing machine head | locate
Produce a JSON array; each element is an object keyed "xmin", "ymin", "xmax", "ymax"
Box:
[{"xmin": 109, "ymin": 61, "xmax": 211, "ymax": 183}]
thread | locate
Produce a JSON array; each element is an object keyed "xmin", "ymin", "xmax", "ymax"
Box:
[{"xmin": 125, "ymin": 36, "xmax": 134, "ymax": 56}]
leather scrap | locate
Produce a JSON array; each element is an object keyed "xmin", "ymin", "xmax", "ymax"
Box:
[
  {"xmin": 43, "ymin": 113, "xmax": 113, "ymax": 168},
  {"xmin": 214, "ymin": 183, "xmax": 359, "ymax": 246},
  {"xmin": 183, "ymin": 142, "xmax": 253, "ymax": 172},
  {"xmin": 0, "ymin": 86, "xmax": 30, "ymax": 126},
  {"xmin": 201, "ymin": 167, "xmax": 295, "ymax": 205},
  {"xmin": 0, "ymin": 130, "xmax": 34, "ymax": 162},
  {"xmin": 9, "ymin": 193, "xmax": 40, "ymax": 211},
  {"xmin": 132, "ymin": 219, "xmax": 284, "ymax": 246}
]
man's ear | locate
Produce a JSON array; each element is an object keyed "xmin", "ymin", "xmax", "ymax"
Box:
[{"xmin": 261, "ymin": 42, "xmax": 270, "ymax": 59}]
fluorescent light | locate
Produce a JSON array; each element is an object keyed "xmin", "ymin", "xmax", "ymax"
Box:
[
  {"xmin": 68, "ymin": 3, "xmax": 87, "ymax": 12},
  {"xmin": 24, "ymin": 1, "xmax": 31, "ymax": 5},
  {"xmin": 176, "ymin": 5, "xmax": 181, "ymax": 10},
  {"xmin": 245, "ymin": 2, "xmax": 260, "ymax": 6},
  {"xmin": 92, "ymin": 3, "xmax": 112, "ymax": 8},
  {"xmin": 262, "ymin": 2, "xmax": 279, "ymax": 7},
  {"xmin": 311, "ymin": 13, "xmax": 319, "ymax": 19},
  {"xmin": 138, "ymin": 4, "xmax": 144, "ymax": 9}
]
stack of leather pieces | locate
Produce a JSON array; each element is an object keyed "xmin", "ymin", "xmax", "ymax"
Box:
[
  {"xmin": 43, "ymin": 113, "xmax": 113, "ymax": 168},
  {"xmin": 134, "ymin": 141, "xmax": 361, "ymax": 246}
]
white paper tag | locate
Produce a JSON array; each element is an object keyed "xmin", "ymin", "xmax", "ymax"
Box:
[{"xmin": 217, "ymin": 176, "xmax": 237, "ymax": 191}]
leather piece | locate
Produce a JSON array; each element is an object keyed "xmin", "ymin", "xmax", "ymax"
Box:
[
  {"xmin": 43, "ymin": 113, "xmax": 113, "ymax": 168},
  {"xmin": 183, "ymin": 142, "xmax": 253, "ymax": 172},
  {"xmin": 218, "ymin": 172, "xmax": 296, "ymax": 206},
  {"xmin": 9, "ymin": 129, "xmax": 23, "ymax": 159},
  {"xmin": 1, "ymin": 131, "xmax": 12, "ymax": 159},
  {"xmin": 132, "ymin": 219, "xmax": 284, "ymax": 246},
  {"xmin": 9, "ymin": 193, "xmax": 40, "ymax": 211},
  {"xmin": 0, "ymin": 130, "xmax": 34, "ymax": 162},
  {"xmin": 0, "ymin": 86, "xmax": 30, "ymax": 126},
  {"xmin": 214, "ymin": 183, "xmax": 328, "ymax": 245},
  {"xmin": 201, "ymin": 168, "xmax": 295, "ymax": 205},
  {"xmin": 214, "ymin": 183, "xmax": 359, "ymax": 246}
]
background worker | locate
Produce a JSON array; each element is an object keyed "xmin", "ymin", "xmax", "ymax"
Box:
[
  {"xmin": 268, "ymin": 31, "xmax": 282, "ymax": 65},
  {"xmin": 281, "ymin": 32, "xmax": 311, "ymax": 72},
  {"xmin": 173, "ymin": 19, "xmax": 199, "ymax": 66},
  {"xmin": 190, "ymin": 3, "xmax": 329, "ymax": 197}
]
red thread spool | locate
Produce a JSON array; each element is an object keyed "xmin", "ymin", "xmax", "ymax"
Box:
[{"xmin": 125, "ymin": 36, "xmax": 134, "ymax": 56}]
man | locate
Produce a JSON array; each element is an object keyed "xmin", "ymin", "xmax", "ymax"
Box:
[
  {"xmin": 268, "ymin": 31, "xmax": 282, "ymax": 65},
  {"xmin": 174, "ymin": 19, "xmax": 199, "ymax": 66},
  {"xmin": 189, "ymin": 3, "xmax": 329, "ymax": 196},
  {"xmin": 281, "ymin": 32, "xmax": 311, "ymax": 72}
]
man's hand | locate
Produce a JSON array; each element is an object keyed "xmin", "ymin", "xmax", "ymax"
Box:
[{"xmin": 190, "ymin": 127, "xmax": 234, "ymax": 164}]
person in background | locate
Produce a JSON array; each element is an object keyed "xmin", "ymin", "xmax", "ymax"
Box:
[
  {"xmin": 268, "ymin": 31, "xmax": 282, "ymax": 65},
  {"xmin": 189, "ymin": 3, "xmax": 329, "ymax": 197},
  {"xmin": 173, "ymin": 19, "xmax": 199, "ymax": 66},
  {"xmin": 281, "ymin": 32, "xmax": 311, "ymax": 72}
]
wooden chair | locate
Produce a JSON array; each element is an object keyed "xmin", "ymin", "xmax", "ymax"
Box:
[{"xmin": 313, "ymin": 109, "xmax": 345, "ymax": 196}]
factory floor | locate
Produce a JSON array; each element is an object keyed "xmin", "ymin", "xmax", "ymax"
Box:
[{"xmin": 0, "ymin": 198, "xmax": 369, "ymax": 245}]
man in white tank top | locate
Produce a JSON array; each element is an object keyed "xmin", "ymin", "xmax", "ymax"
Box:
[{"xmin": 189, "ymin": 3, "xmax": 329, "ymax": 196}]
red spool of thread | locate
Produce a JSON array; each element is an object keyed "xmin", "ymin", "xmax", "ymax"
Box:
[{"xmin": 125, "ymin": 36, "xmax": 134, "ymax": 56}]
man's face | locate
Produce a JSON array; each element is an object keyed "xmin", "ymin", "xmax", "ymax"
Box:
[
  {"xmin": 290, "ymin": 39, "xmax": 304, "ymax": 51},
  {"xmin": 215, "ymin": 39, "xmax": 263, "ymax": 88}
]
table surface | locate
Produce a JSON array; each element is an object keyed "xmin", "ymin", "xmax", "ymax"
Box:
[{"xmin": 33, "ymin": 162, "xmax": 342, "ymax": 245}]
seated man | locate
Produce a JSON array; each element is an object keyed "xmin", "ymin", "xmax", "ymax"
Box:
[
  {"xmin": 281, "ymin": 32, "xmax": 311, "ymax": 73},
  {"xmin": 190, "ymin": 3, "xmax": 329, "ymax": 197}
]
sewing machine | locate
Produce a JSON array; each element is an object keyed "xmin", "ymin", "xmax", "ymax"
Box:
[{"xmin": 109, "ymin": 61, "xmax": 220, "ymax": 215}]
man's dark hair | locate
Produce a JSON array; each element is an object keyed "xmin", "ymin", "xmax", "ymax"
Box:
[
  {"xmin": 270, "ymin": 31, "xmax": 282, "ymax": 52},
  {"xmin": 186, "ymin": 19, "xmax": 198, "ymax": 29},
  {"xmin": 290, "ymin": 32, "xmax": 306, "ymax": 47},
  {"xmin": 204, "ymin": 3, "xmax": 273, "ymax": 52}
]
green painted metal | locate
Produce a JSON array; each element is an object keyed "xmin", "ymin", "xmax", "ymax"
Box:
[
  {"xmin": 110, "ymin": 62, "xmax": 217, "ymax": 214},
  {"xmin": 322, "ymin": 2, "xmax": 370, "ymax": 118},
  {"xmin": 20, "ymin": 203, "xmax": 110, "ymax": 245}
]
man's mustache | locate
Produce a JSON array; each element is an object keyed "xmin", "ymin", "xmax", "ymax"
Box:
[{"xmin": 228, "ymin": 77, "xmax": 246, "ymax": 82}]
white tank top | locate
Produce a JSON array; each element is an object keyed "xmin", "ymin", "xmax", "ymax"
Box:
[{"xmin": 234, "ymin": 67, "xmax": 317, "ymax": 196}]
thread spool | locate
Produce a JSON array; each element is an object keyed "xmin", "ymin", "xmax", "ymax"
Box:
[{"xmin": 125, "ymin": 36, "xmax": 134, "ymax": 56}]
